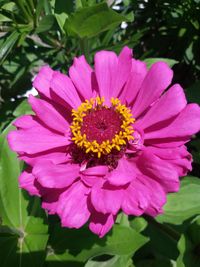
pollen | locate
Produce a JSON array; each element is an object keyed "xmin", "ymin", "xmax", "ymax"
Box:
[{"xmin": 70, "ymin": 97, "xmax": 135, "ymax": 158}]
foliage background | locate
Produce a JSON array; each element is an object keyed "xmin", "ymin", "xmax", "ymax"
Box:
[{"xmin": 0, "ymin": 0, "xmax": 200, "ymax": 266}]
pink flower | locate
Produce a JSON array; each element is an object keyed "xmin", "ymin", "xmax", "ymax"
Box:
[{"xmin": 8, "ymin": 47, "xmax": 200, "ymax": 237}]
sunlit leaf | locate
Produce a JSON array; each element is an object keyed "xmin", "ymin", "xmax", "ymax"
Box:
[
  {"xmin": 144, "ymin": 58, "xmax": 178, "ymax": 68},
  {"xmin": 0, "ymin": 31, "xmax": 20, "ymax": 65},
  {"xmin": 0, "ymin": 124, "xmax": 49, "ymax": 266},
  {"xmin": 35, "ymin": 15, "xmax": 55, "ymax": 33},
  {"xmin": 64, "ymin": 2, "xmax": 131, "ymax": 38},
  {"xmin": 85, "ymin": 255, "xmax": 133, "ymax": 267},
  {"xmin": 177, "ymin": 217, "xmax": 200, "ymax": 267},
  {"xmin": 156, "ymin": 177, "xmax": 200, "ymax": 224},
  {"xmin": 46, "ymin": 223, "xmax": 148, "ymax": 265}
]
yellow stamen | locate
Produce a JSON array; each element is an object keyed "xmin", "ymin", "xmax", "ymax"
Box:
[{"xmin": 70, "ymin": 97, "xmax": 135, "ymax": 158}]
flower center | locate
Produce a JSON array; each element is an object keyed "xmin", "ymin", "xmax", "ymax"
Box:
[
  {"xmin": 70, "ymin": 97, "xmax": 135, "ymax": 158},
  {"xmin": 81, "ymin": 108, "xmax": 122, "ymax": 143}
]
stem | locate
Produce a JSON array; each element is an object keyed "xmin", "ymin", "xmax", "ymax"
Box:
[{"xmin": 146, "ymin": 216, "xmax": 181, "ymax": 241}]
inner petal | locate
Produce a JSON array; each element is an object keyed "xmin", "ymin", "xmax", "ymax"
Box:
[{"xmin": 81, "ymin": 108, "xmax": 122, "ymax": 143}]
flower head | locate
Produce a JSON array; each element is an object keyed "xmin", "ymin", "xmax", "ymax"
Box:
[{"xmin": 8, "ymin": 47, "xmax": 200, "ymax": 237}]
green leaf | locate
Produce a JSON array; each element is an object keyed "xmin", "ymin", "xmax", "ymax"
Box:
[
  {"xmin": 0, "ymin": 124, "xmax": 49, "ymax": 267},
  {"xmin": 0, "ymin": 14, "xmax": 12, "ymax": 22},
  {"xmin": 46, "ymin": 224, "xmax": 149, "ymax": 265},
  {"xmin": 144, "ymin": 219, "xmax": 179, "ymax": 260},
  {"xmin": 156, "ymin": 177, "xmax": 200, "ymax": 224},
  {"xmin": 35, "ymin": 15, "xmax": 55, "ymax": 33},
  {"xmin": 130, "ymin": 217, "xmax": 147, "ymax": 233},
  {"xmin": 0, "ymin": 31, "xmax": 20, "ymax": 65},
  {"xmin": 144, "ymin": 58, "xmax": 178, "ymax": 69},
  {"xmin": 13, "ymin": 100, "xmax": 33, "ymax": 117},
  {"xmin": 85, "ymin": 255, "xmax": 133, "ymax": 267},
  {"xmin": 1, "ymin": 2, "xmax": 16, "ymax": 12},
  {"xmin": 177, "ymin": 217, "xmax": 200, "ymax": 267},
  {"xmin": 55, "ymin": 13, "xmax": 68, "ymax": 33},
  {"xmin": 64, "ymin": 2, "xmax": 131, "ymax": 38},
  {"xmin": 53, "ymin": 0, "xmax": 74, "ymax": 32}
]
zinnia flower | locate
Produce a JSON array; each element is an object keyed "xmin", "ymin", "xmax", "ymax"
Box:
[{"xmin": 8, "ymin": 47, "xmax": 200, "ymax": 237}]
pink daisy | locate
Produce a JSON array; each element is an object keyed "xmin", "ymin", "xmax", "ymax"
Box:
[{"xmin": 8, "ymin": 47, "xmax": 200, "ymax": 237}]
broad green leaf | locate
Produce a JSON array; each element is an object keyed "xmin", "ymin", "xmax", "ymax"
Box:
[
  {"xmin": 64, "ymin": 2, "xmax": 131, "ymax": 38},
  {"xmin": 0, "ymin": 31, "xmax": 20, "ymax": 65},
  {"xmin": 55, "ymin": 13, "xmax": 68, "ymax": 33},
  {"xmin": 46, "ymin": 252, "xmax": 84, "ymax": 267},
  {"xmin": 53, "ymin": 0, "xmax": 74, "ymax": 32},
  {"xmin": 43, "ymin": 0, "xmax": 52, "ymax": 14},
  {"xmin": 0, "ymin": 14, "xmax": 12, "ymax": 22},
  {"xmin": 177, "ymin": 218, "xmax": 200, "ymax": 267},
  {"xmin": 35, "ymin": 15, "xmax": 55, "ymax": 33},
  {"xmin": 156, "ymin": 177, "xmax": 200, "ymax": 224},
  {"xmin": 130, "ymin": 217, "xmax": 147, "ymax": 233},
  {"xmin": 85, "ymin": 255, "xmax": 133, "ymax": 267},
  {"xmin": 46, "ymin": 224, "xmax": 149, "ymax": 264},
  {"xmin": 144, "ymin": 58, "xmax": 178, "ymax": 69},
  {"xmin": 143, "ymin": 219, "xmax": 179, "ymax": 260},
  {"xmin": 75, "ymin": 0, "xmax": 83, "ymax": 9},
  {"xmin": 1, "ymin": 2, "xmax": 16, "ymax": 11},
  {"xmin": 0, "ymin": 124, "xmax": 49, "ymax": 267}
]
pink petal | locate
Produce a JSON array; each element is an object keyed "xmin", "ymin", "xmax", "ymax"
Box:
[
  {"xmin": 149, "ymin": 146, "xmax": 192, "ymax": 177},
  {"xmin": 120, "ymin": 59, "xmax": 147, "ymax": 105},
  {"xmin": 13, "ymin": 115, "xmax": 39, "ymax": 129},
  {"xmin": 106, "ymin": 157, "xmax": 137, "ymax": 186},
  {"xmin": 69, "ymin": 55, "xmax": 93, "ymax": 100},
  {"xmin": 19, "ymin": 169, "xmax": 41, "ymax": 196},
  {"xmin": 33, "ymin": 161, "xmax": 80, "ymax": 188},
  {"xmin": 94, "ymin": 46, "xmax": 132, "ymax": 103},
  {"xmin": 137, "ymin": 84, "xmax": 187, "ymax": 130},
  {"xmin": 7, "ymin": 127, "xmax": 69, "ymax": 154},
  {"xmin": 91, "ymin": 180, "xmax": 124, "ymax": 215},
  {"xmin": 20, "ymin": 149, "xmax": 70, "ymax": 167},
  {"xmin": 144, "ymin": 104, "xmax": 200, "ymax": 141},
  {"xmin": 122, "ymin": 179, "xmax": 151, "ymax": 216},
  {"xmin": 94, "ymin": 50, "xmax": 118, "ymax": 103},
  {"xmin": 33, "ymin": 65, "xmax": 54, "ymax": 99},
  {"xmin": 57, "ymin": 181, "xmax": 90, "ymax": 228},
  {"xmin": 148, "ymin": 145, "xmax": 191, "ymax": 160},
  {"xmin": 50, "ymin": 71, "xmax": 81, "ymax": 109},
  {"xmin": 28, "ymin": 95, "xmax": 69, "ymax": 134},
  {"xmin": 137, "ymin": 148, "xmax": 180, "ymax": 192},
  {"xmin": 138, "ymin": 175, "xmax": 166, "ymax": 216},
  {"xmin": 89, "ymin": 211, "xmax": 115, "ymax": 238},
  {"xmin": 131, "ymin": 62, "xmax": 173, "ymax": 118},
  {"xmin": 145, "ymin": 137, "xmax": 191, "ymax": 148},
  {"xmin": 81, "ymin": 165, "xmax": 108, "ymax": 187},
  {"xmin": 41, "ymin": 188, "xmax": 65, "ymax": 215},
  {"xmin": 113, "ymin": 46, "xmax": 133, "ymax": 97}
]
